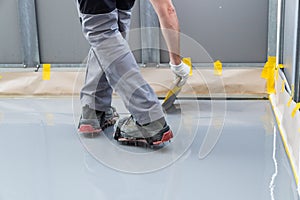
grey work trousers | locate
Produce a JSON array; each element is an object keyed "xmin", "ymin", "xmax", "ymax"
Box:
[{"xmin": 78, "ymin": 8, "xmax": 164, "ymax": 124}]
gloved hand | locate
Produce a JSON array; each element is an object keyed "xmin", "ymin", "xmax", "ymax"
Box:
[{"xmin": 170, "ymin": 61, "xmax": 190, "ymax": 87}]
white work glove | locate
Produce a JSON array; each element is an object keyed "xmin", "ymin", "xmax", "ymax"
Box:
[{"xmin": 170, "ymin": 61, "xmax": 190, "ymax": 87}]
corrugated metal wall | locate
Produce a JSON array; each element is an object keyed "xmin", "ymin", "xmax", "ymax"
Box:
[
  {"xmin": 281, "ymin": 0, "xmax": 298, "ymax": 90},
  {"xmin": 35, "ymin": 0, "xmax": 141, "ymax": 64},
  {"xmin": 0, "ymin": 0, "xmax": 269, "ymax": 65},
  {"xmin": 35, "ymin": 0, "xmax": 89, "ymax": 64},
  {"xmin": 162, "ymin": 0, "xmax": 269, "ymax": 63},
  {"xmin": 277, "ymin": 0, "xmax": 300, "ymax": 101},
  {"xmin": 0, "ymin": 0, "xmax": 22, "ymax": 64}
]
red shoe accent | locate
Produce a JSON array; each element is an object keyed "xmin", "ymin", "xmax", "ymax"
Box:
[
  {"xmin": 79, "ymin": 125, "xmax": 101, "ymax": 134},
  {"xmin": 152, "ymin": 130, "xmax": 174, "ymax": 145}
]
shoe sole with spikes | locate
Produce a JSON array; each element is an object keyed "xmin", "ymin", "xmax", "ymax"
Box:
[{"xmin": 114, "ymin": 127, "xmax": 173, "ymax": 147}]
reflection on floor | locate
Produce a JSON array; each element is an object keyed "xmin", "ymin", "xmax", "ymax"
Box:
[{"xmin": 0, "ymin": 97, "xmax": 298, "ymax": 200}]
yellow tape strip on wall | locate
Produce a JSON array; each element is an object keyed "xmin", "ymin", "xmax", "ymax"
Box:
[
  {"xmin": 182, "ymin": 57, "xmax": 193, "ymax": 76},
  {"xmin": 287, "ymin": 85, "xmax": 295, "ymax": 107},
  {"xmin": 43, "ymin": 64, "xmax": 51, "ymax": 80},
  {"xmin": 281, "ymin": 79, "xmax": 286, "ymax": 93},
  {"xmin": 291, "ymin": 103, "xmax": 300, "ymax": 118},
  {"xmin": 261, "ymin": 56, "xmax": 276, "ymax": 94},
  {"xmin": 214, "ymin": 60, "xmax": 222, "ymax": 76}
]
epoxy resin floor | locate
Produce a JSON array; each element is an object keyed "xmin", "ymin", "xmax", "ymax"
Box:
[{"xmin": 0, "ymin": 97, "xmax": 298, "ymax": 200}]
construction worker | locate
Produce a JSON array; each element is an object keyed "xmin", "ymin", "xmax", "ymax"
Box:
[{"xmin": 76, "ymin": 0, "xmax": 189, "ymax": 146}]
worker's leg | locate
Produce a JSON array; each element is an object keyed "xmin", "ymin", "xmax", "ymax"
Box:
[
  {"xmin": 78, "ymin": 1, "xmax": 164, "ymax": 125},
  {"xmin": 79, "ymin": 0, "xmax": 134, "ymax": 132},
  {"xmin": 81, "ymin": 48, "xmax": 113, "ymax": 112}
]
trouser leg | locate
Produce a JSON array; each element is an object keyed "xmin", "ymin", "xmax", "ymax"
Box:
[
  {"xmin": 81, "ymin": 48, "xmax": 113, "ymax": 112},
  {"xmin": 78, "ymin": 7, "xmax": 164, "ymax": 124},
  {"xmin": 79, "ymin": 0, "xmax": 133, "ymax": 112}
]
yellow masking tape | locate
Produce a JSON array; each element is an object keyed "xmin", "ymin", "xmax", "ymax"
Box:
[
  {"xmin": 287, "ymin": 85, "xmax": 295, "ymax": 107},
  {"xmin": 267, "ymin": 56, "xmax": 276, "ymax": 66},
  {"xmin": 291, "ymin": 103, "xmax": 300, "ymax": 118},
  {"xmin": 275, "ymin": 66, "xmax": 279, "ymax": 81},
  {"xmin": 267, "ymin": 70, "xmax": 276, "ymax": 94},
  {"xmin": 182, "ymin": 57, "xmax": 193, "ymax": 76},
  {"xmin": 278, "ymin": 64, "xmax": 284, "ymax": 69},
  {"xmin": 214, "ymin": 60, "xmax": 222, "ymax": 76},
  {"xmin": 261, "ymin": 62, "xmax": 269, "ymax": 79},
  {"xmin": 281, "ymin": 80, "xmax": 286, "ymax": 93},
  {"xmin": 287, "ymin": 97, "xmax": 293, "ymax": 107},
  {"xmin": 43, "ymin": 64, "xmax": 51, "ymax": 80},
  {"xmin": 261, "ymin": 56, "xmax": 276, "ymax": 94}
]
